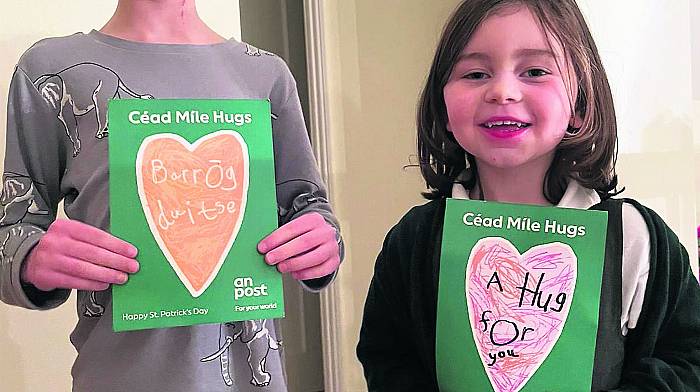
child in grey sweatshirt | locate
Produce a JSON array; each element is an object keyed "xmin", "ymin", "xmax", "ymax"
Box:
[{"xmin": 0, "ymin": 25, "xmax": 341, "ymax": 392}]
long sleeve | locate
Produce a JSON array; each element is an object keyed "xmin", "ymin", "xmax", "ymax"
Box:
[
  {"xmin": 357, "ymin": 202, "xmax": 443, "ymax": 391},
  {"xmin": 357, "ymin": 229, "xmax": 435, "ymax": 390},
  {"xmin": 269, "ymin": 62, "xmax": 343, "ymax": 291},
  {"xmin": 611, "ymin": 201, "xmax": 700, "ymax": 391},
  {"xmin": 0, "ymin": 66, "xmax": 67, "ymax": 309}
]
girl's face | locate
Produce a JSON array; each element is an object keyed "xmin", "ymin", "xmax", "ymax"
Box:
[{"xmin": 444, "ymin": 6, "xmax": 578, "ymax": 176}]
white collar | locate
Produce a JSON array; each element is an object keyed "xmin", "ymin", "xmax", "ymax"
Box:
[{"xmin": 451, "ymin": 180, "xmax": 601, "ymax": 210}]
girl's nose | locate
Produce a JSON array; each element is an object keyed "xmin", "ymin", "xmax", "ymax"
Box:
[{"xmin": 484, "ymin": 75, "xmax": 522, "ymax": 104}]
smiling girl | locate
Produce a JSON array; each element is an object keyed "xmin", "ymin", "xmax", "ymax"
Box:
[{"xmin": 356, "ymin": 1, "xmax": 700, "ymax": 390}]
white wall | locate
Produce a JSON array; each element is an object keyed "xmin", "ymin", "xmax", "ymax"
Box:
[
  {"xmin": 0, "ymin": 2, "xmax": 240, "ymax": 391},
  {"xmin": 692, "ymin": 0, "xmax": 700, "ymax": 233},
  {"xmin": 578, "ymin": 0, "xmax": 698, "ymax": 267}
]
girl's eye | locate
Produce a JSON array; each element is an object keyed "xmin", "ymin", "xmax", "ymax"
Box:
[
  {"xmin": 523, "ymin": 68, "xmax": 550, "ymax": 77},
  {"xmin": 463, "ymin": 71, "xmax": 489, "ymax": 80}
]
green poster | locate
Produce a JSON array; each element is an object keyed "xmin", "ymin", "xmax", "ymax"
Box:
[
  {"xmin": 437, "ymin": 199, "xmax": 608, "ymax": 391},
  {"xmin": 109, "ymin": 99, "xmax": 284, "ymax": 332}
]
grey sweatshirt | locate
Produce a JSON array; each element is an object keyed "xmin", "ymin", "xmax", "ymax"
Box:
[{"xmin": 0, "ymin": 30, "xmax": 339, "ymax": 391}]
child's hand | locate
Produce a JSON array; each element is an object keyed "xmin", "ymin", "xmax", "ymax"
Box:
[
  {"xmin": 257, "ymin": 212, "xmax": 340, "ymax": 281},
  {"xmin": 21, "ymin": 219, "xmax": 140, "ymax": 292}
]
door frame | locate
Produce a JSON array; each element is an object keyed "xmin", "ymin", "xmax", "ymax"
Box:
[{"xmin": 303, "ymin": 1, "xmax": 342, "ymax": 390}]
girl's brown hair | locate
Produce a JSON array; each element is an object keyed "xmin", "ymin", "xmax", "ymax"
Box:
[{"xmin": 417, "ymin": 0, "xmax": 620, "ymax": 202}]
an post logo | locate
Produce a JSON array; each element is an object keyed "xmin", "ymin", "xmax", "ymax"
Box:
[{"xmin": 234, "ymin": 276, "xmax": 269, "ymax": 300}]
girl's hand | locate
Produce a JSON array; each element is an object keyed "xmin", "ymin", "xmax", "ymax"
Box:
[
  {"xmin": 257, "ymin": 212, "xmax": 340, "ymax": 281},
  {"xmin": 21, "ymin": 219, "xmax": 140, "ymax": 292}
]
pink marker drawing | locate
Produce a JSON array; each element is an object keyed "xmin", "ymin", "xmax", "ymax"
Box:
[{"xmin": 465, "ymin": 237, "xmax": 577, "ymax": 392}]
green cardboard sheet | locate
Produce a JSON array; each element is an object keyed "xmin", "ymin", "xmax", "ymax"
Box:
[
  {"xmin": 437, "ymin": 199, "xmax": 608, "ymax": 391},
  {"xmin": 109, "ymin": 99, "xmax": 284, "ymax": 332}
]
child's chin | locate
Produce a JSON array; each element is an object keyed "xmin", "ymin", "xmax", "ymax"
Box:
[{"xmin": 477, "ymin": 155, "xmax": 543, "ymax": 171}]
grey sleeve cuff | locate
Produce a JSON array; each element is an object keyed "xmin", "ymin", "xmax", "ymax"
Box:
[
  {"xmin": 300, "ymin": 270, "xmax": 337, "ymax": 292},
  {"xmin": 6, "ymin": 230, "xmax": 69, "ymax": 310}
]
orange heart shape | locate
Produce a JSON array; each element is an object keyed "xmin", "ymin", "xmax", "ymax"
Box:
[{"xmin": 136, "ymin": 130, "xmax": 249, "ymax": 297}]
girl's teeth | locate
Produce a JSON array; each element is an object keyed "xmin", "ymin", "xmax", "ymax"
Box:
[{"xmin": 484, "ymin": 121, "xmax": 526, "ymax": 128}]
